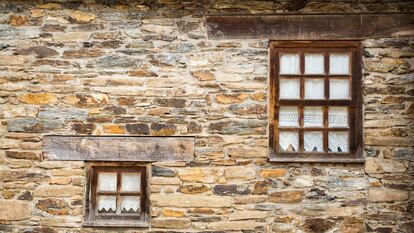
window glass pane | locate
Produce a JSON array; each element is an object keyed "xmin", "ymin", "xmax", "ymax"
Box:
[
  {"xmin": 329, "ymin": 107, "xmax": 348, "ymax": 127},
  {"xmin": 305, "ymin": 54, "xmax": 324, "ymax": 74},
  {"xmin": 279, "ymin": 107, "xmax": 299, "ymax": 127},
  {"xmin": 97, "ymin": 195, "xmax": 116, "ymax": 213},
  {"xmin": 121, "ymin": 196, "xmax": 140, "ymax": 214},
  {"xmin": 330, "ymin": 79, "xmax": 349, "ymax": 99},
  {"xmin": 329, "ymin": 53, "xmax": 350, "ymax": 74},
  {"xmin": 98, "ymin": 172, "xmax": 117, "ymax": 192},
  {"xmin": 280, "ymin": 53, "xmax": 300, "ymax": 74},
  {"xmin": 328, "ymin": 131, "xmax": 349, "ymax": 153},
  {"xmin": 121, "ymin": 173, "xmax": 141, "ymax": 192},
  {"xmin": 305, "ymin": 79, "xmax": 324, "ymax": 99},
  {"xmin": 280, "ymin": 79, "xmax": 300, "ymax": 99},
  {"xmin": 304, "ymin": 131, "xmax": 323, "ymax": 152},
  {"xmin": 304, "ymin": 107, "xmax": 323, "ymax": 127},
  {"xmin": 279, "ymin": 131, "xmax": 299, "ymax": 152}
]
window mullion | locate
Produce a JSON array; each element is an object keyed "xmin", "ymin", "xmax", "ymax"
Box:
[
  {"xmin": 299, "ymin": 106, "xmax": 304, "ymax": 153},
  {"xmin": 116, "ymin": 171, "xmax": 121, "ymax": 215},
  {"xmin": 323, "ymin": 106, "xmax": 329, "ymax": 153}
]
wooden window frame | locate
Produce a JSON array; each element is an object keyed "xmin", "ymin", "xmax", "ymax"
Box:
[
  {"xmin": 83, "ymin": 162, "xmax": 150, "ymax": 228},
  {"xmin": 269, "ymin": 41, "xmax": 364, "ymax": 163}
]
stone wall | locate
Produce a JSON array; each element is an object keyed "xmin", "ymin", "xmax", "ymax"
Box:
[{"xmin": 0, "ymin": 1, "xmax": 413, "ymax": 232}]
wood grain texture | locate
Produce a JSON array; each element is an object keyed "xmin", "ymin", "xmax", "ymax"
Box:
[
  {"xmin": 206, "ymin": 14, "xmax": 414, "ymax": 39},
  {"xmin": 43, "ymin": 136, "xmax": 195, "ymax": 161}
]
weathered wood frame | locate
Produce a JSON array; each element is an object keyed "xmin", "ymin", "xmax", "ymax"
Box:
[
  {"xmin": 269, "ymin": 41, "xmax": 363, "ymax": 163},
  {"xmin": 83, "ymin": 162, "xmax": 150, "ymax": 228}
]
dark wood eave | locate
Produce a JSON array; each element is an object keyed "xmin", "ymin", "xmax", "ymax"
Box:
[{"xmin": 205, "ymin": 13, "xmax": 414, "ymax": 40}]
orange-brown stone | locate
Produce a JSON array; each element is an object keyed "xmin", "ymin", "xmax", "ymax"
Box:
[
  {"xmin": 260, "ymin": 169, "xmax": 287, "ymax": 178},
  {"xmin": 269, "ymin": 190, "xmax": 304, "ymax": 203},
  {"xmin": 18, "ymin": 93, "xmax": 57, "ymax": 105},
  {"xmin": 9, "ymin": 15, "xmax": 27, "ymax": 26},
  {"xmin": 251, "ymin": 91, "xmax": 266, "ymax": 101},
  {"xmin": 103, "ymin": 124, "xmax": 125, "ymax": 134},
  {"xmin": 216, "ymin": 93, "xmax": 248, "ymax": 104},
  {"xmin": 162, "ymin": 208, "xmax": 185, "ymax": 218},
  {"xmin": 69, "ymin": 10, "xmax": 96, "ymax": 23},
  {"xmin": 191, "ymin": 70, "xmax": 215, "ymax": 81}
]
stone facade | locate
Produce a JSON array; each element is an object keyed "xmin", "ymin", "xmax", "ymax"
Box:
[{"xmin": 0, "ymin": 1, "xmax": 413, "ymax": 232}]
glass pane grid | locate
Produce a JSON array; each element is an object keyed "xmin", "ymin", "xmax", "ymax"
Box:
[
  {"xmin": 96, "ymin": 170, "xmax": 142, "ymax": 217},
  {"xmin": 277, "ymin": 105, "xmax": 350, "ymax": 154},
  {"xmin": 276, "ymin": 51, "xmax": 353, "ymax": 155},
  {"xmin": 278, "ymin": 53, "xmax": 352, "ymax": 101}
]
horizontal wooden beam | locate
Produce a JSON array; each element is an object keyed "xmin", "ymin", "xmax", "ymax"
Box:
[
  {"xmin": 43, "ymin": 136, "xmax": 194, "ymax": 162},
  {"xmin": 205, "ymin": 13, "xmax": 414, "ymax": 40}
]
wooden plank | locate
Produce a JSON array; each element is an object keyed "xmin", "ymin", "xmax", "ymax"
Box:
[
  {"xmin": 43, "ymin": 136, "xmax": 194, "ymax": 161},
  {"xmin": 206, "ymin": 13, "xmax": 414, "ymax": 39}
]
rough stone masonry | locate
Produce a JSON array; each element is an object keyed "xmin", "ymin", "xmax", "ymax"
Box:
[{"xmin": 0, "ymin": 0, "xmax": 413, "ymax": 233}]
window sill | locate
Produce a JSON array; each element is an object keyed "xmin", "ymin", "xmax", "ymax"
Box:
[
  {"xmin": 269, "ymin": 157, "xmax": 365, "ymax": 163},
  {"xmin": 83, "ymin": 221, "xmax": 149, "ymax": 228}
]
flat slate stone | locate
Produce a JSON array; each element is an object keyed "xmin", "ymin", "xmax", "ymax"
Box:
[{"xmin": 43, "ymin": 136, "xmax": 194, "ymax": 162}]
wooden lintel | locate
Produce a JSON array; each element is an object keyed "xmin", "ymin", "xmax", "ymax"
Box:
[
  {"xmin": 43, "ymin": 136, "xmax": 195, "ymax": 162},
  {"xmin": 205, "ymin": 13, "xmax": 414, "ymax": 40}
]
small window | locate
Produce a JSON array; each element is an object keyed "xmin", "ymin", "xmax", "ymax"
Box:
[
  {"xmin": 269, "ymin": 41, "xmax": 363, "ymax": 163},
  {"xmin": 84, "ymin": 163, "xmax": 149, "ymax": 227}
]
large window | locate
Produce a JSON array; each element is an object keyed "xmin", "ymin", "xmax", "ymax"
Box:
[
  {"xmin": 84, "ymin": 163, "xmax": 149, "ymax": 227},
  {"xmin": 269, "ymin": 41, "xmax": 363, "ymax": 162}
]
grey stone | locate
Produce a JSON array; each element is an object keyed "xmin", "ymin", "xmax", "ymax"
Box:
[
  {"xmin": 254, "ymin": 203, "xmax": 281, "ymax": 211},
  {"xmin": 94, "ymin": 55, "xmax": 141, "ymax": 68},
  {"xmin": 150, "ymin": 53, "xmax": 180, "ymax": 67},
  {"xmin": 0, "ymin": 25, "xmax": 39, "ymax": 40},
  {"xmin": 152, "ymin": 166, "xmax": 177, "ymax": 177},
  {"xmin": 208, "ymin": 119, "xmax": 266, "ymax": 135},
  {"xmin": 0, "ymin": 43, "xmax": 9, "ymax": 50},
  {"xmin": 109, "ymin": 21, "xmax": 143, "ymax": 30},
  {"xmin": 0, "ymin": 2, "xmax": 25, "ymax": 13},
  {"xmin": 143, "ymin": 35, "xmax": 176, "ymax": 42},
  {"xmin": 126, "ymin": 123, "xmax": 150, "ymax": 135},
  {"xmin": 38, "ymin": 108, "xmax": 87, "ymax": 122},
  {"xmin": 306, "ymin": 188, "xmax": 336, "ymax": 201},
  {"xmin": 174, "ymin": 43, "xmax": 197, "ymax": 53},
  {"xmin": 365, "ymin": 147, "xmax": 380, "ymax": 157},
  {"xmin": 8, "ymin": 118, "xmax": 63, "ymax": 133},
  {"xmin": 213, "ymin": 184, "xmax": 251, "ymax": 196},
  {"xmin": 325, "ymin": 177, "xmax": 368, "ymax": 190},
  {"xmin": 118, "ymin": 49, "xmax": 150, "ymax": 56},
  {"xmin": 394, "ymin": 148, "xmax": 413, "ymax": 161},
  {"xmin": 229, "ymin": 103, "xmax": 266, "ymax": 115}
]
